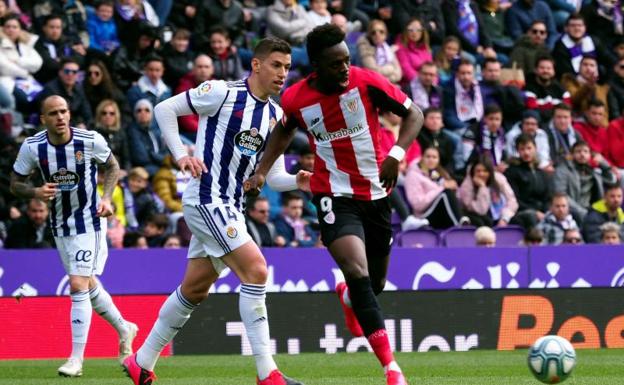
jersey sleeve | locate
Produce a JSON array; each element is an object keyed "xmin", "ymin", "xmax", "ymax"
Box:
[
  {"xmin": 12, "ymin": 142, "xmax": 37, "ymax": 176},
  {"xmin": 92, "ymin": 132, "xmax": 113, "ymax": 164},
  {"xmin": 187, "ymin": 80, "xmax": 229, "ymax": 117},
  {"xmin": 365, "ymin": 69, "xmax": 413, "ymax": 117}
]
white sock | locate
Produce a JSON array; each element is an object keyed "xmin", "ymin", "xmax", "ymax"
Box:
[
  {"xmin": 240, "ymin": 284, "xmax": 277, "ymax": 380},
  {"xmin": 89, "ymin": 285, "xmax": 128, "ymax": 338},
  {"xmin": 384, "ymin": 361, "xmax": 401, "ymax": 373},
  {"xmin": 70, "ymin": 290, "xmax": 92, "ymax": 360},
  {"xmin": 136, "ymin": 286, "xmax": 196, "ymax": 371}
]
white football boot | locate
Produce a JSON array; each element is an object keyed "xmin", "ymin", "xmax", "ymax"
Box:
[
  {"xmin": 118, "ymin": 322, "xmax": 139, "ymax": 365},
  {"xmin": 58, "ymin": 357, "xmax": 83, "ymax": 377}
]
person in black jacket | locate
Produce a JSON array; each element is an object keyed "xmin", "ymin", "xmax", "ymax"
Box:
[
  {"xmin": 607, "ymin": 57, "xmax": 624, "ymax": 120},
  {"xmin": 504, "ymin": 133, "xmax": 553, "ymax": 231},
  {"xmin": 582, "ymin": 184, "xmax": 624, "ymax": 243},
  {"xmin": 4, "ymin": 198, "xmax": 55, "ymax": 249},
  {"xmin": 389, "ymin": 0, "xmax": 445, "ymax": 45},
  {"xmin": 161, "ymin": 28, "xmax": 195, "ymax": 89}
]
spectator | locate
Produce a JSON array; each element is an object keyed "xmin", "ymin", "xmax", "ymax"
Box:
[
  {"xmin": 162, "ymin": 234, "xmax": 182, "ymax": 248},
  {"xmin": 479, "ymin": 0, "xmax": 514, "ymax": 54},
  {"xmin": 562, "ymin": 56, "xmax": 609, "ymax": 121},
  {"xmin": 463, "ymin": 104, "xmax": 509, "ymax": 173},
  {"xmin": 546, "ymin": 103, "xmax": 581, "ymax": 167},
  {"xmin": 274, "ymin": 192, "xmax": 318, "ymax": 247},
  {"xmin": 552, "ymin": 14, "xmax": 613, "ymax": 78},
  {"xmin": 479, "ymin": 58, "xmax": 524, "ymax": 129},
  {"xmin": 122, "ymin": 231, "xmax": 149, "ymax": 248},
  {"xmin": 287, "ymin": 145, "xmax": 317, "ymax": 223},
  {"xmin": 394, "ymin": 17, "xmax": 432, "ymax": 85},
  {"xmin": 562, "ymin": 228, "xmax": 583, "ymax": 244},
  {"xmin": 523, "ymin": 226, "xmax": 544, "ymax": 245},
  {"xmin": 600, "ymin": 222, "xmax": 622, "ymax": 245},
  {"xmin": 475, "ymin": 225, "xmax": 496, "ymax": 246},
  {"xmin": 266, "ymin": 0, "xmax": 312, "ymax": 69},
  {"xmin": 86, "ymin": 0, "xmax": 120, "ymax": 55},
  {"xmin": 572, "ymin": 99, "xmax": 609, "ymax": 160},
  {"xmin": 127, "ymin": 54, "xmax": 172, "ymax": 111},
  {"xmin": 605, "ymin": 110, "xmax": 624, "ymax": 171},
  {"xmin": 405, "ymin": 146, "xmax": 466, "ymax": 229},
  {"xmin": 554, "ymin": 140, "xmax": 617, "ymax": 222},
  {"xmin": 537, "ymin": 193, "xmax": 579, "ymax": 245},
  {"xmin": 505, "ymin": 133, "xmax": 553, "ymax": 230},
  {"xmin": 111, "ymin": 23, "xmax": 159, "ymax": 90},
  {"xmin": 0, "ymin": 14, "xmax": 43, "ymax": 116},
  {"xmin": 143, "ymin": 213, "xmax": 169, "ymax": 247},
  {"xmin": 4, "ymin": 198, "xmax": 54, "ymax": 249},
  {"xmin": 356, "ymin": 19, "xmax": 402, "ymax": 84},
  {"xmin": 509, "ymin": 20, "xmax": 550, "ymax": 78},
  {"xmin": 125, "ymin": 166, "xmax": 165, "ymax": 227},
  {"xmin": 245, "ymin": 196, "xmax": 285, "ymax": 247},
  {"xmin": 607, "ymin": 57, "xmax": 624, "ymax": 120},
  {"xmin": 389, "ymin": 0, "xmax": 445, "ymax": 45},
  {"xmin": 174, "ymin": 54, "xmax": 214, "ymax": 142},
  {"xmin": 83, "ymin": 59, "xmax": 129, "ymax": 121},
  {"xmin": 168, "ymin": 0, "xmax": 199, "ymax": 30},
  {"xmin": 505, "ymin": 110, "xmax": 552, "ymax": 172},
  {"xmin": 115, "ymin": 0, "xmax": 159, "ymax": 46},
  {"xmin": 581, "ymin": 0, "xmax": 623, "ymax": 51},
  {"xmin": 442, "ymin": 0, "xmax": 496, "ymax": 61},
  {"xmin": 307, "ymin": 0, "xmax": 331, "ymax": 27},
  {"xmin": 357, "ymin": 0, "xmax": 392, "ymax": 23},
  {"xmin": 409, "ymin": 61, "xmax": 443, "ymax": 110},
  {"xmin": 505, "ymin": 0, "xmax": 558, "ymax": 47},
  {"xmin": 524, "ymin": 55, "xmax": 571, "ymax": 123},
  {"xmin": 127, "ymin": 99, "xmax": 168, "ymax": 177},
  {"xmin": 89, "ymin": 99, "xmax": 131, "ymax": 171},
  {"xmin": 582, "ymin": 184, "xmax": 624, "ymax": 243},
  {"xmin": 161, "ymin": 28, "xmax": 194, "ymax": 89},
  {"xmin": 434, "ymin": 36, "xmax": 465, "ymax": 86},
  {"xmin": 416, "ymin": 107, "xmax": 455, "ymax": 173},
  {"xmin": 34, "ymin": 14, "xmax": 85, "ymax": 85},
  {"xmin": 32, "ymin": 0, "xmax": 89, "ymax": 46},
  {"xmin": 458, "ymin": 154, "xmax": 518, "ymax": 227},
  {"xmin": 194, "ymin": 0, "xmax": 246, "ymax": 50},
  {"xmin": 205, "ymin": 26, "xmax": 244, "ymax": 82},
  {"xmin": 153, "ymin": 154, "xmax": 191, "ymax": 215},
  {"xmin": 547, "ymin": 0, "xmax": 581, "ymax": 29},
  {"xmin": 38, "ymin": 57, "xmax": 92, "ymax": 128},
  {"xmin": 96, "ymin": 166, "xmax": 128, "ymax": 243}
]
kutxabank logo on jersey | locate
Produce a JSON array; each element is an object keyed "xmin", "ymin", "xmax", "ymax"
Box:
[
  {"xmin": 50, "ymin": 168, "xmax": 80, "ymax": 191},
  {"xmin": 234, "ymin": 127, "xmax": 264, "ymax": 156}
]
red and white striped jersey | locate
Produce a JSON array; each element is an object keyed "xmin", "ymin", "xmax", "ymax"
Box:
[{"xmin": 281, "ymin": 66, "xmax": 412, "ymax": 201}]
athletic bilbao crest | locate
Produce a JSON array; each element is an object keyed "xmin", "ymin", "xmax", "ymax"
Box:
[
  {"xmin": 345, "ymin": 98, "xmax": 358, "ymax": 114},
  {"xmin": 234, "ymin": 127, "xmax": 265, "ymax": 156},
  {"xmin": 50, "ymin": 168, "xmax": 80, "ymax": 191}
]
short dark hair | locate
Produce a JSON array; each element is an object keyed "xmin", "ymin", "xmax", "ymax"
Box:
[
  {"xmin": 146, "ymin": 213, "xmax": 169, "ymax": 230},
  {"xmin": 482, "ymin": 58, "xmax": 500, "ymax": 68},
  {"xmin": 580, "ymin": 54, "xmax": 597, "ymax": 66},
  {"xmin": 208, "ymin": 25, "xmax": 230, "ymax": 40},
  {"xmin": 42, "ymin": 14, "xmax": 62, "ymax": 26},
  {"xmin": 95, "ymin": 0, "xmax": 114, "ymax": 8},
  {"xmin": 306, "ymin": 23, "xmax": 345, "ymax": 64},
  {"xmin": 552, "ymin": 192, "xmax": 568, "ymax": 202},
  {"xmin": 456, "ymin": 58, "xmax": 474, "ymax": 71},
  {"xmin": 248, "ymin": 196, "xmax": 269, "ymax": 211},
  {"xmin": 282, "ymin": 192, "xmax": 303, "ymax": 206},
  {"xmin": 143, "ymin": 54, "xmax": 164, "ymax": 67},
  {"xmin": 571, "ymin": 140, "xmax": 589, "ymax": 151},
  {"xmin": 604, "ymin": 183, "xmax": 623, "ymax": 193},
  {"xmin": 534, "ymin": 54, "xmax": 554, "ymax": 68},
  {"xmin": 59, "ymin": 56, "xmax": 80, "ymax": 68},
  {"xmin": 553, "ymin": 103, "xmax": 571, "ymax": 113},
  {"xmin": 515, "ymin": 133, "xmax": 535, "ymax": 149},
  {"xmin": 484, "ymin": 104, "xmax": 502, "ymax": 116},
  {"xmin": 423, "ymin": 107, "xmax": 442, "ymax": 118},
  {"xmin": 253, "ymin": 37, "xmax": 291, "ymax": 59},
  {"xmin": 588, "ymin": 99, "xmax": 605, "ymax": 109},
  {"xmin": 566, "ymin": 13, "xmax": 585, "ymax": 26},
  {"xmin": 122, "ymin": 232, "xmax": 146, "ymax": 248}
]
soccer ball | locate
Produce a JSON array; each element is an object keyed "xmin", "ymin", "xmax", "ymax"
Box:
[{"xmin": 527, "ymin": 335, "xmax": 576, "ymax": 384}]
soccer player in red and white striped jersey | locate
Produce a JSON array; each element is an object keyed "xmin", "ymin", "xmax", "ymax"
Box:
[{"xmin": 245, "ymin": 24, "xmax": 424, "ymax": 385}]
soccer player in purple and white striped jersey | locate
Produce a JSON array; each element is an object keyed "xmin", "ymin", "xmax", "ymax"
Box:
[
  {"xmin": 123, "ymin": 38, "xmax": 308, "ymax": 385},
  {"xmin": 10, "ymin": 95, "xmax": 138, "ymax": 377}
]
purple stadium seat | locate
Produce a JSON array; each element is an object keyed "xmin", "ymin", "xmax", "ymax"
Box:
[
  {"xmin": 396, "ymin": 228, "xmax": 440, "ymax": 248},
  {"xmin": 494, "ymin": 225, "xmax": 525, "ymax": 246},
  {"xmin": 441, "ymin": 226, "xmax": 478, "ymax": 247}
]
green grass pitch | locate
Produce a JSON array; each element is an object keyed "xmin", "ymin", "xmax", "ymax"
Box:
[{"xmin": 0, "ymin": 350, "xmax": 622, "ymax": 384}]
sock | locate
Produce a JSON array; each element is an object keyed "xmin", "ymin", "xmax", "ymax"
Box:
[
  {"xmin": 136, "ymin": 286, "xmax": 197, "ymax": 371},
  {"xmin": 240, "ymin": 284, "xmax": 277, "ymax": 380},
  {"xmin": 342, "ymin": 286, "xmax": 352, "ymax": 307},
  {"xmin": 346, "ymin": 277, "xmax": 385, "ymax": 336},
  {"xmin": 368, "ymin": 329, "xmax": 395, "ymax": 368},
  {"xmin": 70, "ymin": 290, "xmax": 92, "ymax": 360},
  {"xmin": 89, "ymin": 285, "xmax": 128, "ymax": 338}
]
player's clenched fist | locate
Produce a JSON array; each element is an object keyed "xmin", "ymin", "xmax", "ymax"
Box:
[
  {"xmin": 244, "ymin": 174, "xmax": 265, "ymax": 197},
  {"xmin": 379, "ymin": 157, "xmax": 399, "ymax": 190},
  {"xmin": 36, "ymin": 182, "xmax": 58, "ymax": 200}
]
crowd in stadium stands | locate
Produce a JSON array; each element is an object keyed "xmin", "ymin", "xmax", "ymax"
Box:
[{"xmin": 2, "ymin": 0, "xmax": 624, "ymax": 249}]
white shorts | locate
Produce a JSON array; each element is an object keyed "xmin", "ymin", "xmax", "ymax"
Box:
[
  {"xmin": 55, "ymin": 230, "xmax": 108, "ymax": 277},
  {"xmin": 183, "ymin": 203, "xmax": 252, "ymax": 274}
]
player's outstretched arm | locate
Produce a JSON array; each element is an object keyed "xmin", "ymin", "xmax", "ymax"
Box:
[
  {"xmin": 380, "ymin": 103, "xmax": 424, "ymax": 189},
  {"xmin": 10, "ymin": 172, "xmax": 57, "ymax": 200},
  {"xmin": 244, "ymin": 120, "xmax": 296, "ymax": 195},
  {"xmin": 97, "ymin": 154, "xmax": 120, "ymax": 217},
  {"xmin": 264, "ymin": 154, "xmax": 312, "ymax": 192}
]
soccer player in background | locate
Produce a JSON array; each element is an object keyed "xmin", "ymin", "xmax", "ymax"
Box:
[
  {"xmin": 10, "ymin": 95, "xmax": 138, "ymax": 377},
  {"xmin": 245, "ymin": 24, "xmax": 423, "ymax": 385},
  {"xmin": 122, "ymin": 37, "xmax": 309, "ymax": 385}
]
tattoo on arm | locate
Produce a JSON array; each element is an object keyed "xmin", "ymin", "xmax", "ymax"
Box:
[
  {"xmin": 9, "ymin": 172, "xmax": 35, "ymax": 199},
  {"xmin": 100, "ymin": 155, "xmax": 120, "ymax": 200}
]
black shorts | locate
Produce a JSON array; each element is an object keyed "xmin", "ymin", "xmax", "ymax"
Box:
[{"xmin": 312, "ymin": 195, "xmax": 392, "ymax": 256}]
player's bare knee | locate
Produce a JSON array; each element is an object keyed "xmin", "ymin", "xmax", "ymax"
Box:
[
  {"xmin": 341, "ymin": 261, "xmax": 368, "ymax": 281},
  {"xmin": 68, "ymin": 275, "xmax": 90, "ymax": 293},
  {"xmin": 241, "ymin": 262, "xmax": 268, "ymax": 285},
  {"xmin": 180, "ymin": 282, "xmax": 211, "ymax": 304}
]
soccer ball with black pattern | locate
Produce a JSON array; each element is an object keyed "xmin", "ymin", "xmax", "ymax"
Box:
[{"xmin": 527, "ymin": 335, "xmax": 576, "ymax": 384}]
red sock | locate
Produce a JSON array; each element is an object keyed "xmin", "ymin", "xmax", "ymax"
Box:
[{"xmin": 367, "ymin": 329, "xmax": 394, "ymax": 367}]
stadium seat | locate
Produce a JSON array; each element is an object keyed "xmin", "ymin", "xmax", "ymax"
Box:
[
  {"xmin": 441, "ymin": 226, "xmax": 478, "ymax": 247},
  {"xmin": 396, "ymin": 228, "xmax": 440, "ymax": 248},
  {"xmin": 284, "ymin": 154, "xmax": 299, "ymax": 172},
  {"xmin": 494, "ymin": 225, "xmax": 525, "ymax": 246}
]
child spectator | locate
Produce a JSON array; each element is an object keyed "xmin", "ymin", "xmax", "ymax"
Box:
[
  {"xmin": 87, "ymin": 0, "xmax": 120, "ymax": 54},
  {"xmin": 125, "ymin": 166, "xmax": 165, "ymax": 228},
  {"xmin": 475, "ymin": 226, "xmax": 496, "ymax": 247},
  {"xmin": 161, "ymin": 28, "xmax": 194, "ymax": 89},
  {"xmin": 143, "ymin": 213, "xmax": 170, "ymax": 248},
  {"xmin": 205, "ymin": 26, "xmax": 244, "ymax": 82},
  {"xmin": 162, "ymin": 234, "xmax": 182, "ymax": 248},
  {"xmin": 600, "ymin": 222, "xmax": 622, "ymax": 245}
]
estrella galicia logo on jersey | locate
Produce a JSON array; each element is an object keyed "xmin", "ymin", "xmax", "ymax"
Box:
[
  {"xmin": 75, "ymin": 150, "xmax": 84, "ymax": 164},
  {"xmin": 226, "ymin": 226, "xmax": 238, "ymax": 239},
  {"xmin": 234, "ymin": 128, "xmax": 264, "ymax": 156},
  {"xmin": 50, "ymin": 168, "xmax": 80, "ymax": 191},
  {"xmin": 75, "ymin": 250, "xmax": 92, "ymax": 262}
]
